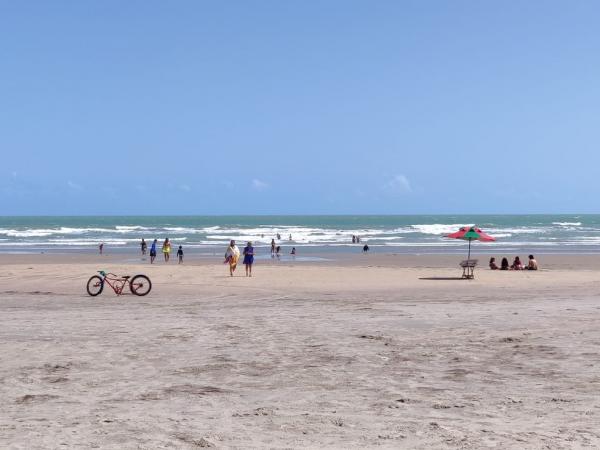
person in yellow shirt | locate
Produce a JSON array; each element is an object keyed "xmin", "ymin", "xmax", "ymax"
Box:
[{"xmin": 162, "ymin": 238, "xmax": 171, "ymax": 262}]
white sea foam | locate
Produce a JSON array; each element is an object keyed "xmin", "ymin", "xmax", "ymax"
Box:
[
  {"xmin": 409, "ymin": 224, "xmax": 469, "ymax": 235},
  {"xmin": 486, "ymin": 227, "xmax": 547, "ymax": 235},
  {"xmin": 115, "ymin": 225, "xmax": 152, "ymax": 232},
  {"xmin": 552, "ymin": 222, "xmax": 582, "ymax": 227}
]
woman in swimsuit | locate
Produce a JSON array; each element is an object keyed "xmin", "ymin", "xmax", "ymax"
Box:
[{"xmin": 511, "ymin": 256, "xmax": 523, "ymax": 270}]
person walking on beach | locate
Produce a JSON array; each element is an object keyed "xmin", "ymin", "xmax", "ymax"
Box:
[
  {"xmin": 177, "ymin": 245, "xmax": 184, "ymax": 264},
  {"xmin": 150, "ymin": 239, "xmax": 157, "ymax": 264},
  {"xmin": 141, "ymin": 238, "xmax": 147, "ymax": 256},
  {"xmin": 99, "ymin": 243, "xmax": 104, "ymax": 255},
  {"xmin": 225, "ymin": 240, "xmax": 240, "ymax": 276},
  {"xmin": 243, "ymin": 241, "xmax": 254, "ymax": 277},
  {"xmin": 162, "ymin": 238, "xmax": 171, "ymax": 262},
  {"xmin": 271, "ymin": 239, "xmax": 276, "ymax": 258}
]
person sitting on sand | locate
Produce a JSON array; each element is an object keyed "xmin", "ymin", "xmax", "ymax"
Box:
[
  {"xmin": 526, "ymin": 254, "xmax": 538, "ymax": 270},
  {"xmin": 489, "ymin": 257, "xmax": 499, "ymax": 270},
  {"xmin": 500, "ymin": 257, "xmax": 509, "ymax": 270},
  {"xmin": 243, "ymin": 241, "xmax": 254, "ymax": 277},
  {"xmin": 511, "ymin": 256, "xmax": 523, "ymax": 270},
  {"xmin": 225, "ymin": 240, "xmax": 240, "ymax": 277}
]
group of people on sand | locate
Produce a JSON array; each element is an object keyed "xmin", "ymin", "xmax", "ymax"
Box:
[
  {"xmin": 489, "ymin": 255, "xmax": 538, "ymax": 271},
  {"xmin": 132, "ymin": 235, "xmax": 297, "ymax": 274},
  {"xmin": 225, "ymin": 240, "xmax": 254, "ymax": 277},
  {"xmin": 140, "ymin": 238, "xmax": 183, "ymax": 265}
]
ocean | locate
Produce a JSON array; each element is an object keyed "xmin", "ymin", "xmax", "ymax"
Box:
[{"xmin": 0, "ymin": 215, "xmax": 599, "ymax": 255}]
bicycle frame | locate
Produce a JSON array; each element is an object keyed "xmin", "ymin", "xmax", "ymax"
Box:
[{"xmin": 99, "ymin": 272, "xmax": 130, "ymax": 295}]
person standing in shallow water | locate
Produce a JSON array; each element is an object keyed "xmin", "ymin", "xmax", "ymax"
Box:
[
  {"xmin": 150, "ymin": 239, "xmax": 157, "ymax": 264},
  {"xmin": 271, "ymin": 239, "xmax": 276, "ymax": 258},
  {"xmin": 225, "ymin": 240, "xmax": 240, "ymax": 277},
  {"xmin": 162, "ymin": 238, "xmax": 171, "ymax": 262},
  {"xmin": 141, "ymin": 238, "xmax": 147, "ymax": 256},
  {"xmin": 243, "ymin": 241, "xmax": 254, "ymax": 277}
]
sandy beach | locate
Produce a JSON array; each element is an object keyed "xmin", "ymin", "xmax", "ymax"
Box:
[{"xmin": 1, "ymin": 253, "xmax": 599, "ymax": 449}]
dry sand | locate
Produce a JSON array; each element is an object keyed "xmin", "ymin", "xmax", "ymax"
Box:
[{"xmin": 1, "ymin": 253, "xmax": 599, "ymax": 449}]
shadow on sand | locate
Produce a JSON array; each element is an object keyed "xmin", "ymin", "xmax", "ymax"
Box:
[{"xmin": 419, "ymin": 277, "xmax": 470, "ymax": 281}]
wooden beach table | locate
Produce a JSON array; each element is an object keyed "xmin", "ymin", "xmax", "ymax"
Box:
[{"xmin": 459, "ymin": 259, "xmax": 478, "ymax": 279}]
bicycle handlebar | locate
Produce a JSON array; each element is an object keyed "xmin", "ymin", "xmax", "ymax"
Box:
[{"xmin": 98, "ymin": 271, "xmax": 117, "ymax": 277}]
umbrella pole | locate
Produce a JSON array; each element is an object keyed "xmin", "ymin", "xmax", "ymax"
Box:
[{"xmin": 468, "ymin": 239, "xmax": 471, "ymax": 260}]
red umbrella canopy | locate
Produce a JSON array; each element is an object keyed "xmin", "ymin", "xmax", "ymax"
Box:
[{"xmin": 446, "ymin": 226, "xmax": 496, "ymax": 242}]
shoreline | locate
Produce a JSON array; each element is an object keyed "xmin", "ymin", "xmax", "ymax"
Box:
[{"xmin": 0, "ymin": 251, "xmax": 599, "ymax": 270}]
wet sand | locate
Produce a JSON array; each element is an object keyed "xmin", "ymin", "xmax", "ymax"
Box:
[{"xmin": 1, "ymin": 254, "xmax": 599, "ymax": 448}]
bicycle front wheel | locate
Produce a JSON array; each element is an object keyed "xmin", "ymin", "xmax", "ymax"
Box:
[
  {"xmin": 86, "ymin": 275, "xmax": 104, "ymax": 296},
  {"xmin": 129, "ymin": 275, "xmax": 152, "ymax": 296}
]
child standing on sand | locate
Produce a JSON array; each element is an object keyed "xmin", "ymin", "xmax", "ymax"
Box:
[{"xmin": 177, "ymin": 245, "xmax": 183, "ymax": 264}]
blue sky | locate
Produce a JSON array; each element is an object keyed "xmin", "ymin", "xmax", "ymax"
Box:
[{"xmin": 1, "ymin": 1, "xmax": 599, "ymax": 215}]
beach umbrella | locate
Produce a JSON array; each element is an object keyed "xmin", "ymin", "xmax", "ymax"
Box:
[{"xmin": 446, "ymin": 226, "xmax": 495, "ymax": 260}]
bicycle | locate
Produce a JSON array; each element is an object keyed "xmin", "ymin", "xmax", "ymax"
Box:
[{"xmin": 86, "ymin": 271, "xmax": 152, "ymax": 297}]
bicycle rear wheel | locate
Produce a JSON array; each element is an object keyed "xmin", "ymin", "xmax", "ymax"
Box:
[
  {"xmin": 86, "ymin": 275, "xmax": 104, "ymax": 296},
  {"xmin": 129, "ymin": 275, "xmax": 152, "ymax": 296}
]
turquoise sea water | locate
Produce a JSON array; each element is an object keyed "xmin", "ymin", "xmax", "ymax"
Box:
[{"xmin": 0, "ymin": 215, "xmax": 599, "ymax": 255}]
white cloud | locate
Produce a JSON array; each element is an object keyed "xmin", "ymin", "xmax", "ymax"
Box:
[
  {"xmin": 67, "ymin": 180, "xmax": 83, "ymax": 190},
  {"xmin": 251, "ymin": 179, "xmax": 269, "ymax": 191},
  {"xmin": 178, "ymin": 184, "xmax": 191, "ymax": 192},
  {"xmin": 384, "ymin": 174, "xmax": 412, "ymax": 194}
]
